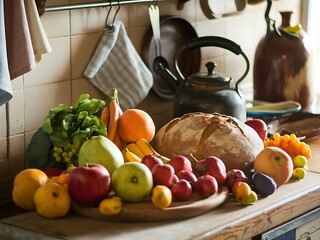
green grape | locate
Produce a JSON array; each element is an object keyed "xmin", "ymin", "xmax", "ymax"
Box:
[
  {"xmin": 52, "ymin": 142, "xmax": 80, "ymax": 166},
  {"xmin": 53, "ymin": 152, "xmax": 60, "ymax": 159}
]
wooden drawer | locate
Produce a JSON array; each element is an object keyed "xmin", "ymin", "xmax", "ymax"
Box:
[
  {"xmin": 296, "ymin": 215, "xmax": 320, "ymax": 239},
  {"xmin": 253, "ymin": 207, "xmax": 320, "ymax": 240}
]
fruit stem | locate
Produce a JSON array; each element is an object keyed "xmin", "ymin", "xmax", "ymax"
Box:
[{"xmin": 189, "ymin": 153, "xmax": 199, "ymax": 163}]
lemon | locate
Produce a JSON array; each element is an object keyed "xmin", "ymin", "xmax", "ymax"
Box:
[
  {"xmin": 99, "ymin": 197, "xmax": 122, "ymax": 216},
  {"xmin": 282, "ymin": 24, "xmax": 302, "ymax": 34},
  {"xmin": 151, "ymin": 185, "xmax": 172, "ymax": 209},
  {"xmin": 292, "ymin": 167, "xmax": 307, "ymax": 180}
]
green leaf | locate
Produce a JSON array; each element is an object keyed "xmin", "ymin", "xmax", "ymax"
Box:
[{"xmin": 42, "ymin": 116, "xmax": 53, "ymax": 134}]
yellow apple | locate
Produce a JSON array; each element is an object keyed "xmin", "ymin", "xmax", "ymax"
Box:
[
  {"xmin": 254, "ymin": 146, "xmax": 293, "ymax": 187},
  {"xmin": 292, "ymin": 167, "xmax": 306, "ymax": 180}
]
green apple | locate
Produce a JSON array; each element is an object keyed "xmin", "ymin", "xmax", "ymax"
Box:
[
  {"xmin": 112, "ymin": 162, "xmax": 153, "ymax": 202},
  {"xmin": 78, "ymin": 135, "xmax": 124, "ymax": 175}
]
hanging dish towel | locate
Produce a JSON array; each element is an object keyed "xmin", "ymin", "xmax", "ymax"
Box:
[
  {"xmin": 0, "ymin": 0, "xmax": 12, "ymax": 106},
  {"xmin": 84, "ymin": 21, "xmax": 153, "ymax": 111},
  {"xmin": 24, "ymin": 0, "xmax": 52, "ymax": 61},
  {"xmin": 4, "ymin": 0, "xmax": 36, "ymax": 80}
]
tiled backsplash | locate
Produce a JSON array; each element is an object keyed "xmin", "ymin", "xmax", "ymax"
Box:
[{"xmin": 0, "ymin": 0, "xmax": 301, "ymax": 203}]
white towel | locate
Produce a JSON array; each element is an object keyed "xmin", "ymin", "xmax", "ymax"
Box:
[
  {"xmin": 84, "ymin": 21, "xmax": 153, "ymax": 111},
  {"xmin": 0, "ymin": 0, "xmax": 12, "ymax": 106},
  {"xmin": 24, "ymin": 0, "xmax": 52, "ymax": 60}
]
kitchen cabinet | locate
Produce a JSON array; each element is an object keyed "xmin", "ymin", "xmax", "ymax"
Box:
[{"xmin": 0, "ymin": 136, "xmax": 320, "ymax": 240}]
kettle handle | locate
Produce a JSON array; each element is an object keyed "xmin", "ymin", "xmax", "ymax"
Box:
[{"xmin": 175, "ymin": 36, "xmax": 250, "ymax": 93}]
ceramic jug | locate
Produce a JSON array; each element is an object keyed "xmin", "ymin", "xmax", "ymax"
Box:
[{"xmin": 253, "ymin": 0, "xmax": 314, "ymax": 111}]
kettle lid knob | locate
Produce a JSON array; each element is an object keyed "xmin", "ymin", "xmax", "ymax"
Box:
[
  {"xmin": 205, "ymin": 61, "xmax": 216, "ymax": 75},
  {"xmin": 188, "ymin": 61, "xmax": 232, "ymax": 87}
]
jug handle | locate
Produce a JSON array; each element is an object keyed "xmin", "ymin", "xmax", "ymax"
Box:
[{"xmin": 175, "ymin": 36, "xmax": 250, "ymax": 96}]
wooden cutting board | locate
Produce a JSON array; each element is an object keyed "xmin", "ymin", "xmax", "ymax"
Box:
[{"xmin": 71, "ymin": 187, "xmax": 229, "ymax": 222}]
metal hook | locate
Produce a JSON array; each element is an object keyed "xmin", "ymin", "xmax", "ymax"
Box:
[
  {"xmin": 111, "ymin": 0, "xmax": 121, "ymax": 26},
  {"xmin": 105, "ymin": 0, "xmax": 121, "ymax": 32},
  {"xmin": 105, "ymin": 0, "xmax": 113, "ymax": 28}
]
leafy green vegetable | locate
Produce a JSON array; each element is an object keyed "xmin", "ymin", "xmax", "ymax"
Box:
[
  {"xmin": 26, "ymin": 127, "xmax": 65, "ymax": 170},
  {"xmin": 42, "ymin": 94, "xmax": 107, "ymax": 148}
]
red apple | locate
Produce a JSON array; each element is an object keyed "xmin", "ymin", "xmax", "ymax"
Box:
[
  {"xmin": 141, "ymin": 154, "xmax": 163, "ymax": 171},
  {"xmin": 68, "ymin": 163, "xmax": 111, "ymax": 207},
  {"xmin": 195, "ymin": 156, "xmax": 227, "ymax": 187},
  {"xmin": 170, "ymin": 179, "xmax": 193, "ymax": 201},
  {"xmin": 226, "ymin": 169, "xmax": 248, "ymax": 192},
  {"xmin": 245, "ymin": 118, "xmax": 268, "ymax": 141},
  {"xmin": 151, "ymin": 163, "xmax": 175, "ymax": 187},
  {"xmin": 176, "ymin": 170, "xmax": 197, "ymax": 188},
  {"xmin": 194, "ymin": 175, "xmax": 218, "ymax": 198},
  {"xmin": 168, "ymin": 155, "xmax": 192, "ymax": 174},
  {"xmin": 170, "ymin": 174, "xmax": 179, "ymax": 187}
]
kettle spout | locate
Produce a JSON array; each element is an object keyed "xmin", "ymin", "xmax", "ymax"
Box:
[{"xmin": 153, "ymin": 57, "xmax": 179, "ymax": 94}]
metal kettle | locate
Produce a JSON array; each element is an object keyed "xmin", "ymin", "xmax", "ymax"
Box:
[{"xmin": 155, "ymin": 36, "xmax": 250, "ymax": 122}]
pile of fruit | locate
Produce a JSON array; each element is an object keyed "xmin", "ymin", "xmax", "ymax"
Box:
[{"xmin": 15, "ymin": 90, "xmax": 312, "ymax": 220}]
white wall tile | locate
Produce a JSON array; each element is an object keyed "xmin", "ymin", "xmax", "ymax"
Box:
[
  {"xmin": 128, "ymin": 4, "xmax": 151, "ymax": 28},
  {"xmin": 41, "ymin": 10, "xmax": 70, "ymax": 38},
  {"xmin": 24, "ymin": 37, "xmax": 71, "ymax": 87},
  {"xmin": 8, "ymin": 134, "xmax": 26, "ymax": 175},
  {"xmin": 127, "ymin": 26, "xmax": 149, "ymax": 54},
  {"xmin": 0, "ymin": 137, "xmax": 7, "ymax": 159},
  {"xmin": 71, "ymin": 32, "xmax": 101, "ymax": 79},
  {"xmin": 70, "ymin": 5, "xmax": 129, "ymax": 35},
  {"xmin": 11, "ymin": 76, "xmax": 23, "ymax": 91},
  {"xmin": 0, "ymin": 104, "xmax": 6, "ymax": 138},
  {"xmin": 24, "ymin": 81, "xmax": 71, "ymax": 132},
  {"xmin": 8, "ymin": 89, "xmax": 24, "ymax": 135},
  {"xmin": 225, "ymin": 13, "xmax": 256, "ymax": 53},
  {"xmin": 71, "ymin": 78, "xmax": 106, "ymax": 103}
]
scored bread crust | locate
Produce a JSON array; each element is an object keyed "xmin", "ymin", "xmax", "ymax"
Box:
[{"xmin": 152, "ymin": 113, "xmax": 264, "ymax": 171}]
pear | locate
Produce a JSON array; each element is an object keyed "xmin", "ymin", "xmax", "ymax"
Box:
[{"xmin": 78, "ymin": 136, "xmax": 124, "ymax": 175}]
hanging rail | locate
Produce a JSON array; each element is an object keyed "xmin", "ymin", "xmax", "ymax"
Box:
[{"xmin": 45, "ymin": 0, "xmax": 163, "ymax": 12}]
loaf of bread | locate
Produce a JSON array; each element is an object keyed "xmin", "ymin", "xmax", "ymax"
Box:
[{"xmin": 153, "ymin": 113, "xmax": 264, "ymax": 171}]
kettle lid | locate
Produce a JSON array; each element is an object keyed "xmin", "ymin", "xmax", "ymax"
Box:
[{"xmin": 188, "ymin": 61, "xmax": 232, "ymax": 87}]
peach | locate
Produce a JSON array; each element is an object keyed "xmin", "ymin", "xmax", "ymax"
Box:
[{"xmin": 254, "ymin": 146, "xmax": 293, "ymax": 187}]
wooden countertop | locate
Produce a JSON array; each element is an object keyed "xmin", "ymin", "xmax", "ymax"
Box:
[{"xmin": 1, "ymin": 137, "xmax": 320, "ymax": 240}]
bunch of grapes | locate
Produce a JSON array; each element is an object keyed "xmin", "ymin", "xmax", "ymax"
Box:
[
  {"xmin": 53, "ymin": 143, "xmax": 80, "ymax": 166},
  {"xmin": 264, "ymin": 133, "xmax": 312, "ymax": 160}
]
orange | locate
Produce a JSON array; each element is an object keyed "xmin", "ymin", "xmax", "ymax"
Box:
[
  {"xmin": 34, "ymin": 182, "xmax": 70, "ymax": 219},
  {"xmin": 117, "ymin": 109, "xmax": 155, "ymax": 144},
  {"xmin": 12, "ymin": 168, "xmax": 48, "ymax": 211}
]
